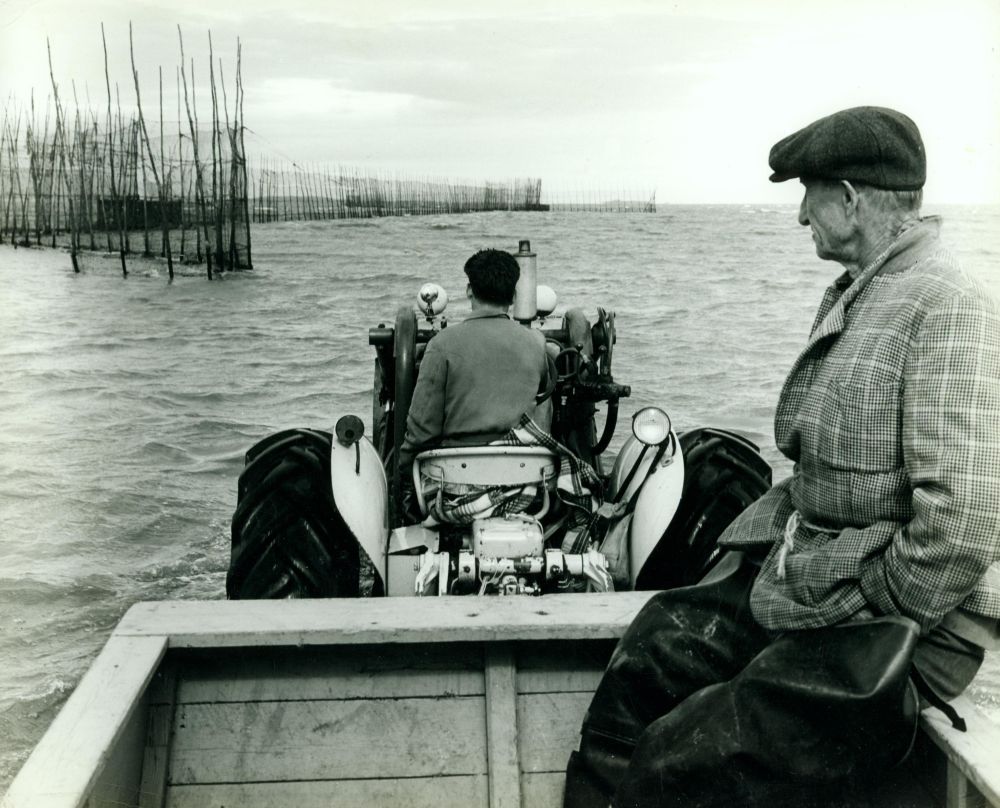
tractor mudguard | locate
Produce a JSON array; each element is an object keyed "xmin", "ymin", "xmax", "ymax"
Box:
[
  {"xmin": 634, "ymin": 427, "xmax": 772, "ymax": 590},
  {"xmin": 607, "ymin": 432, "xmax": 686, "ymax": 585},
  {"xmin": 330, "ymin": 425, "xmax": 390, "ymax": 588}
]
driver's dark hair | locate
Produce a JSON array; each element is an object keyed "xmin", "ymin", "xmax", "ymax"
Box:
[{"xmin": 464, "ymin": 249, "xmax": 520, "ymax": 306}]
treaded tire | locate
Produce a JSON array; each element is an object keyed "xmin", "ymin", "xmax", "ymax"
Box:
[
  {"xmin": 635, "ymin": 427, "xmax": 772, "ymax": 590},
  {"xmin": 228, "ymin": 428, "xmax": 365, "ymax": 599}
]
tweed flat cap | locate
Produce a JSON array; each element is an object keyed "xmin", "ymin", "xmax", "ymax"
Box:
[{"xmin": 769, "ymin": 106, "xmax": 925, "ymax": 190}]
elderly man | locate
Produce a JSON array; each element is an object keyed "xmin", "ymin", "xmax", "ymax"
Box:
[{"xmin": 564, "ymin": 107, "xmax": 1000, "ymax": 807}]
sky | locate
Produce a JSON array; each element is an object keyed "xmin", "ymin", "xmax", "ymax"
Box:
[{"xmin": 0, "ymin": 0, "xmax": 998, "ymax": 203}]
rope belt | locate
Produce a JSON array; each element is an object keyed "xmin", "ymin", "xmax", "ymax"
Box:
[{"xmin": 776, "ymin": 510, "xmax": 840, "ymax": 579}]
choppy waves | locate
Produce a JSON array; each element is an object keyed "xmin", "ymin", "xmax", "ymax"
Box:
[{"xmin": 1, "ymin": 205, "xmax": 998, "ymax": 790}]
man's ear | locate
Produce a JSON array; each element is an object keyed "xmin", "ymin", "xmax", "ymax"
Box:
[
  {"xmin": 466, "ymin": 283, "xmax": 473, "ymax": 300},
  {"xmin": 840, "ymin": 180, "xmax": 860, "ymax": 216}
]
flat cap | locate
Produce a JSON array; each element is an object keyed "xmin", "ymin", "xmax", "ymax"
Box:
[{"xmin": 768, "ymin": 106, "xmax": 925, "ymax": 190}]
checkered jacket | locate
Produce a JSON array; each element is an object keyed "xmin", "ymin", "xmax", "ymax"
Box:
[{"xmin": 720, "ymin": 218, "xmax": 1000, "ymax": 632}]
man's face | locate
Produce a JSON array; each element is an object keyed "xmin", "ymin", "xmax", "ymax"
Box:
[{"xmin": 798, "ymin": 179, "xmax": 855, "ymax": 263}]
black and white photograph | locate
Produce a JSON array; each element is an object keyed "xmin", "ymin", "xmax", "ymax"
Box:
[{"xmin": 1, "ymin": 1, "xmax": 998, "ymax": 806}]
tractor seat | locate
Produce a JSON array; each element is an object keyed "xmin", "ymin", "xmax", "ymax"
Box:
[{"xmin": 413, "ymin": 446, "xmax": 559, "ymax": 519}]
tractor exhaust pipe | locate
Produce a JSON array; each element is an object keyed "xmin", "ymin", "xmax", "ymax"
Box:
[{"xmin": 512, "ymin": 239, "xmax": 537, "ymax": 323}]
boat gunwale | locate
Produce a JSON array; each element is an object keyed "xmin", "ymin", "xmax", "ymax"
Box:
[
  {"xmin": 112, "ymin": 591, "xmax": 659, "ymax": 648},
  {"xmin": 0, "ymin": 634, "xmax": 167, "ymax": 808}
]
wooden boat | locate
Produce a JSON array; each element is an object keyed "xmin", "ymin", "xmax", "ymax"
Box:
[{"xmin": 2, "ymin": 593, "xmax": 998, "ymax": 808}]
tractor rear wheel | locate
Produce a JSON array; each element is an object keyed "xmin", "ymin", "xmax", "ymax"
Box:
[{"xmin": 227, "ymin": 428, "xmax": 368, "ymax": 599}]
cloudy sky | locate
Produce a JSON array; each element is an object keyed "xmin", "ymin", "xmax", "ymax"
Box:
[{"xmin": 1, "ymin": 0, "xmax": 997, "ymax": 203}]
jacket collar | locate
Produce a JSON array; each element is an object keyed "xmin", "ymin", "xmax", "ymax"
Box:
[
  {"xmin": 803, "ymin": 216, "xmax": 942, "ymax": 352},
  {"xmin": 464, "ymin": 308, "xmax": 511, "ymax": 321}
]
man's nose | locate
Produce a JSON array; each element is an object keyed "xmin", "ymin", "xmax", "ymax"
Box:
[{"xmin": 798, "ymin": 196, "xmax": 809, "ymax": 226}]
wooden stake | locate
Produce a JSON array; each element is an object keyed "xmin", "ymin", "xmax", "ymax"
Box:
[
  {"xmin": 181, "ymin": 44, "xmax": 210, "ymax": 276},
  {"xmin": 208, "ymin": 31, "xmax": 224, "ymax": 271},
  {"xmin": 237, "ymin": 38, "xmax": 252, "ymax": 268},
  {"xmin": 129, "ymin": 23, "xmax": 170, "ymax": 273},
  {"xmin": 218, "ymin": 56, "xmax": 238, "ymax": 269},
  {"xmin": 177, "ymin": 66, "xmax": 186, "ymax": 261},
  {"xmin": 158, "ymin": 65, "xmax": 174, "ymax": 279},
  {"xmin": 47, "ymin": 39, "xmax": 80, "ymax": 269}
]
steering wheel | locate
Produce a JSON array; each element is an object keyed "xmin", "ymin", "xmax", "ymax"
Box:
[{"xmin": 551, "ymin": 346, "xmax": 589, "ymax": 384}]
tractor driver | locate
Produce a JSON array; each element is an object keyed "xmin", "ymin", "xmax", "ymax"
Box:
[{"xmin": 398, "ymin": 248, "xmax": 554, "ymax": 491}]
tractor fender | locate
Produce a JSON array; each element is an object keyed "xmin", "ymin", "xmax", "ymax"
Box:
[
  {"xmin": 608, "ymin": 432, "xmax": 686, "ymax": 585},
  {"xmin": 633, "ymin": 427, "xmax": 773, "ymax": 590},
  {"xmin": 330, "ymin": 430, "xmax": 389, "ymax": 586}
]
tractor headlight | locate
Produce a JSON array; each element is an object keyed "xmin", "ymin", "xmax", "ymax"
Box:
[{"xmin": 632, "ymin": 407, "xmax": 671, "ymax": 446}]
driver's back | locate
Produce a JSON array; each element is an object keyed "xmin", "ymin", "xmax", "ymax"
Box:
[{"xmin": 399, "ymin": 311, "xmax": 551, "ymax": 474}]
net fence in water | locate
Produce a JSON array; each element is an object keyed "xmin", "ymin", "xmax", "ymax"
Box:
[
  {"xmin": 1, "ymin": 26, "xmax": 655, "ymax": 281},
  {"xmin": 247, "ymin": 165, "xmax": 546, "ymax": 221}
]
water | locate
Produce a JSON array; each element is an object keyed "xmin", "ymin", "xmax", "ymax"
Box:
[{"xmin": 1, "ymin": 206, "xmax": 998, "ymax": 791}]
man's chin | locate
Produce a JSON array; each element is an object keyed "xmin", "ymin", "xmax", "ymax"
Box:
[{"xmin": 812, "ymin": 240, "xmax": 835, "ymax": 261}]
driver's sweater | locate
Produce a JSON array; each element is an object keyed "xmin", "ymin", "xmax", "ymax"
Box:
[{"xmin": 399, "ymin": 310, "xmax": 550, "ymax": 479}]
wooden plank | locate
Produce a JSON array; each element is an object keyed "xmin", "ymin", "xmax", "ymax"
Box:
[
  {"xmin": 114, "ymin": 591, "xmax": 657, "ymax": 649},
  {"xmin": 84, "ymin": 693, "xmax": 149, "ymax": 808},
  {"xmin": 174, "ymin": 644, "xmax": 484, "ymax": 703},
  {"xmin": 520, "ymin": 771, "xmax": 565, "ymax": 808},
  {"xmin": 136, "ymin": 707, "xmax": 174, "ymax": 808},
  {"xmin": 946, "ymin": 761, "xmax": 988, "ymax": 808},
  {"xmin": 484, "ymin": 645, "xmax": 520, "ymax": 808},
  {"xmin": 138, "ymin": 659, "xmax": 178, "ymax": 808},
  {"xmin": 164, "ymin": 774, "xmax": 489, "ymax": 808},
  {"xmin": 145, "ymin": 658, "xmax": 180, "ymax": 706},
  {"xmin": 516, "ymin": 640, "xmax": 615, "ymax": 694},
  {"xmin": 517, "ymin": 692, "xmax": 594, "ymax": 774},
  {"xmin": 921, "ymin": 696, "xmax": 1000, "ymax": 808},
  {"xmin": 169, "ymin": 695, "xmax": 488, "ymax": 784},
  {"xmin": 1, "ymin": 635, "xmax": 167, "ymax": 808}
]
